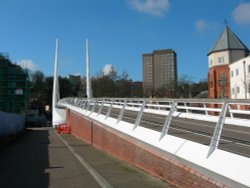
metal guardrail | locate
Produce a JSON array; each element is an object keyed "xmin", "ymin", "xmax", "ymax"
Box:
[{"xmin": 58, "ymin": 97, "xmax": 250, "ymax": 157}]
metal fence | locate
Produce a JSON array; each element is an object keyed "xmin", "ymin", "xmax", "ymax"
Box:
[{"xmin": 58, "ymin": 97, "xmax": 250, "ymax": 158}]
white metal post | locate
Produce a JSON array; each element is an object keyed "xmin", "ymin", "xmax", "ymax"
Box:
[
  {"xmin": 207, "ymin": 102, "xmax": 228, "ymax": 158},
  {"xmin": 159, "ymin": 101, "xmax": 176, "ymax": 140},
  {"xmin": 116, "ymin": 99, "xmax": 127, "ymax": 124},
  {"xmin": 134, "ymin": 100, "xmax": 146, "ymax": 130},
  {"xmin": 105, "ymin": 100, "xmax": 114, "ymax": 119}
]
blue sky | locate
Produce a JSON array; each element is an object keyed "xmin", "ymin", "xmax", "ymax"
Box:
[{"xmin": 1, "ymin": 0, "xmax": 250, "ymax": 82}]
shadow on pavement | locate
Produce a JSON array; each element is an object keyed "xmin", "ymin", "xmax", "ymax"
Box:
[{"xmin": 0, "ymin": 128, "xmax": 50, "ymax": 188}]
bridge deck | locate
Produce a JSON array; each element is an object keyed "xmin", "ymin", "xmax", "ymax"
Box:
[
  {"xmin": 97, "ymin": 106, "xmax": 250, "ymax": 158},
  {"xmin": 0, "ymin": 127, "xmax": 174, "ymax": 188}
]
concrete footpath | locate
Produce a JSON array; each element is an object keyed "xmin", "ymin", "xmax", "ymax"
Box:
[{"xmin": 0, "ymin": 127, "xmax": 174, "ymax": 188}]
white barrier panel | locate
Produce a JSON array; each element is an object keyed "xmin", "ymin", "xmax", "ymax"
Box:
[
  {"xmin": 63, "ymin": 102, "xmax": 250, "ymax": 188},
  {"xmin": 0, "ymin": 111, "xmax": 25, "ymax": 137}
]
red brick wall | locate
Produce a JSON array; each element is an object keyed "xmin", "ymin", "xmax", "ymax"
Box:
[
  {"xmin": 208, "ymin": 65, "xmax": 230, "ymax": 99},
  {"xmin": 68, "ymin": 110, "xmax": 228, "ymax": 188},
  {"xmin": 67, "ymin": 110, "xmax": 92, "ymax": 144}
]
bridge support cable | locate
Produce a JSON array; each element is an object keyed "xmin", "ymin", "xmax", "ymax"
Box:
[
  {"xmin": 159, "ymin": 101, "xmax": 176, "ymax": 140},
  {"xmin": 97, "ymin": 99, "xmax": 104, "ymax": 116},
  {"xmin": 116, "ymin": 100, "xmax": 127, "ymax": 124},
  {"xmin": 133, "ymin": 100, "xmax": 146, "ymax": 130},
  {"xmin": 207, "ymin": 102, "xmax": 228, "ymax": 158},
  {"xmin": 105, "ymin": 100, "xmax": 114, "ymax": 119}
]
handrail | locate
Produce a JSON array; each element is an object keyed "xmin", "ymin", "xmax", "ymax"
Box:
[{"xmin": 57, "ymin": 97, "xmax": 250, "ymax": 157}]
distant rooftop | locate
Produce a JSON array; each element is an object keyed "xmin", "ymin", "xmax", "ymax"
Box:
[
  {"xmin": 208, "ymin": 26, "xmax": 249, "ymax": 55},
  {"xmin": 153, "ymin": 49, "xmax": 175, "ymax": 53},
  {"xmin": 143, "ymin": 49, "xmax": 176, "ymax": 56}
]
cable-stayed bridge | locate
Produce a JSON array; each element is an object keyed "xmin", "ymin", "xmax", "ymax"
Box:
[
  {"xmin": 55, "ymin": 97, "xmax": 250, "ymax": 188},
  {"xmin": 49, "ymin": 38, "xmax": 250, "ymax": 187}
]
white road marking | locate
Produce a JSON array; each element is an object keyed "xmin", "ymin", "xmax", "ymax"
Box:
[{"xmin": 56, "ymin": 133, "xmax": 113, "ymax": 188}]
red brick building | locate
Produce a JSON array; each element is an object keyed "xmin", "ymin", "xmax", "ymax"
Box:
[
  {"xmin": 207, "ymin": 26, "xmax": 249, "ymax": 99},
  {"xmin": 208, "ymin": 65, "xmax": 230, "ymax": 99}
]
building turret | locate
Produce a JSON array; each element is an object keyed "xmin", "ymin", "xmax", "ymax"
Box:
[{"xmin": 207, "ymin": 26, "xmax": 249, "ymax": 99}]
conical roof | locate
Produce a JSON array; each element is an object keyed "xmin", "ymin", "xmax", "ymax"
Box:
[{"xmin": 208, "ymin": 26, "xmax": 249, "ymax": 55}]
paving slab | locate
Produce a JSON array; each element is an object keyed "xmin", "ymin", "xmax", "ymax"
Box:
[
  {"xmin": 0, "ymin": 128, "xmax": 100, "ymax": 188},
  {"xmin": 0, "ymin": 127, "xmax": 175, "ymax": 188},
  {"xmin": 61, "ymin": 133, "xmax": 175, "ymax": 188}
]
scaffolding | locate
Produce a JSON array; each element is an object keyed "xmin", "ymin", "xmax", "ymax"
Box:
[{"xmin": 0, "ymin": 54, "xmax": 29, "ymax": 113}]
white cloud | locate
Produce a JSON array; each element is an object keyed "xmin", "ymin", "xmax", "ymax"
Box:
[
  {"xmin": 17, "ymin": 60, "xmax": 38, "ymax": 72},
  {"xmin": 127, "ymin": 0, "xmax": 170, "ymax": 16},
  {"xmin": 102, "ymin": 64, "xmax": 115, "ymax": 76},
  {"xmin": 232, "ymin": 3, "xmax": 250, "ymax": 25},
  {"xmin": 195, "ymin": 19, "xmax": 208, "ymax": 32},
  {"xmin": 195, "ymin": 19, "xmax": 219, "ymax": 32}
]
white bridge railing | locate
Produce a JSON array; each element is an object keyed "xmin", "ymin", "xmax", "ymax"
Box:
[
  {"xmin": 58, "ymin": 97, "xmax": 250, "ymax": 158},
  {"xmin": 58, "ymin": 97, "xmax": 250, "ymax": 120}
]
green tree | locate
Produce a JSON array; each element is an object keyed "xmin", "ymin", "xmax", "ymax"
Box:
[
  {"xmin": 41, "ymin": 76, "xmax": 53, "ymax": 109},
  {"xmin": 177, "ymin": 75, "xmax": 194, "ymax": 98},
  {"xmin": 92, "ymin": 75, "xmax": 116, "ymax": 97},
  {"xmin": 31, "ymin": 71, "xmax": 45, "ymax": 98},
  {"xmin": 29, "ymin": 71, "xmax": 45, "ymax": 112},
  {"xmin": 115, "ymin": 71, "xmax": 132, "ymax": 97},
  {"xmin": 59, "ymin": 77, "xmax": 74, "ymax": 98},
  {"xmin": 177, "ymin": 75, "xmax": 208, "ymax": 98}
]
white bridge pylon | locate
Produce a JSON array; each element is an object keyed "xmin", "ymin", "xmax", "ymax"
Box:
[{"xmin": 52, "ymin": 37, "xmax": 66, "ymax": 128}]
